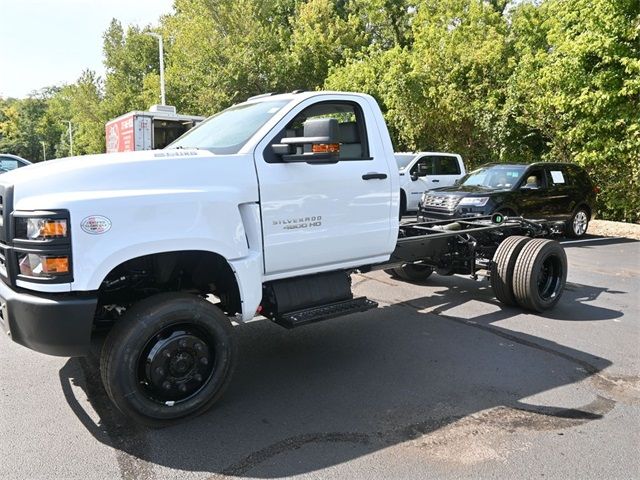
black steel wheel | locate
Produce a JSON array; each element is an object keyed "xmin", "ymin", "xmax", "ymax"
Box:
[
  {"xmin": 387, "ymin": 263, "xmax": 434, "ymax": 282},
  {"xmin": 566, "ymin": 207, "xmax": 590, "ymax": 238},
  {"xmin": 512, "ymin": 239, "xmax": 568, "ymax": 312},
  {"xmin": 490, "ymin": 235, "xmax": 532, "ymax": 306},
  {"xmin": 100, "ymin": 293, "xmax": 236, "ymax": 427}
]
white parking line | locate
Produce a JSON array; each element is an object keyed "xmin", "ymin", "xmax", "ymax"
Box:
[{"xmin": 560, "ymin": 237, "xmax": 622, "ymax": 245}]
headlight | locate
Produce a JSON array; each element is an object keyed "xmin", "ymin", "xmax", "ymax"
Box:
[
  {"xmin": 458, "ymin": 197, "xmax": 490, "ymax": 207},
  {"xmin": 16, "ymin": 218, "xmax": 68, "ymax": 240},
  {"xmin": 18, "ymin": 253, "xmax": 70, "ymax": 277}
]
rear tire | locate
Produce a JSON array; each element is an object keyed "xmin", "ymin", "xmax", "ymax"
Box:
[
  {"xmin": 566, "ymin": 207, "xmax": 590, "ymax": 238},
  {"xmin": 386, "ymin": 264, "xmax": 434, "ymax": 282},
  {"xmin": 491, "ymin": 236, "xmax": 532, "ymax": 306},
  {"xmin": 100, "ymin": 293, "xmax": 236, "ymax": 427},
  {"xmin": 512, "ymin": 239, "xmax": 567, "ymax": 312}
]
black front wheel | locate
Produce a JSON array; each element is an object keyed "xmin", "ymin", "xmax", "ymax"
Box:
[{"xmin": 100, "ymin": 293, "xmax": 236, "ymax": 427}]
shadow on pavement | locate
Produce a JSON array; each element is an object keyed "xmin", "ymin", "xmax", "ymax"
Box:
[{"xmin": 58, "ymin": 274, "xmax": 623, "ymax": 478}]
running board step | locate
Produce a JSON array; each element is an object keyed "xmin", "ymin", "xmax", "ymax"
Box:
[{"xmin": 274, "ymin": 297, "xmax": 378, "ymax": 329}]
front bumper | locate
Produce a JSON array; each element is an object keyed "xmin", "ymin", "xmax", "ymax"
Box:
[
  {"xmin": 418, "ymin": 208, "xmax": 490, "ymax": 222},
  {"xmin": 0, "ymin": 279, "xmax": 97, "ymax": 356}
]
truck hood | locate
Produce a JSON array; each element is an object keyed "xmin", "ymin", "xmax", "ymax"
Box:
[{"xmin": 0, "ymin": 149, "xmax": 244, "ymax": 210}]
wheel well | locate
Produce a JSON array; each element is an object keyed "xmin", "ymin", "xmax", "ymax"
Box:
[
  {"xmin": 93, "ymin": 251, "xmax": 241, "ymax": 330},
  {"xmin": 575, "ymin": 203, "xmax": 592, "ymax": 219},
  {"xmin": 400, "ymin": 189, "xmax": 407, "ymax": 208}
]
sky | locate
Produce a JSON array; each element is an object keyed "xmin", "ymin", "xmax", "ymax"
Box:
[{"xmin": 0, "ymin": 0, "xmax": 175, "ymax": 99}]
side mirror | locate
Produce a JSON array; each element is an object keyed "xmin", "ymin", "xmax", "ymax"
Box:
[
  {"xmin": 272, "ymin": 118, "xmax": 340, "ymax": 164},
  {"xmin": 454, "ymin": 179, "xmax": 461, "ymax": 186},
  {"xmin": 410, "ymin": 173, "xmax": 419, "ymax": 181}
]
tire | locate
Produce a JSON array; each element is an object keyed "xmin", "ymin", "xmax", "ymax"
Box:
[
  {"xmin": 566, "ymin": 207, "xmax": 590, "ymax": 238},
  {"xmin": 512, "ymin": 239, "xmax": 567, "ymax": 312},
  {"xmin": 491, "ymin": 235, "xmax": 532, "ymax": 306},
  {"xmin": 387, "ymin": 263, "xmax": 434, "ymax": 282},
  {"xmin": 399, "ymin": 191, "xmax": 407, "ymax": 220},
  {"xmin": 100, "ymin": 292, "xmax": 236, "ymax": 427}
]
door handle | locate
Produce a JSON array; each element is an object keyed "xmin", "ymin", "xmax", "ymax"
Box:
[
  {"xmin": 362, "ymin": 172, "xmax": 387, "ymax": 180},
  {"xmin": 432, "ymin": 179, "xmax": 440, "ymax": 182}
]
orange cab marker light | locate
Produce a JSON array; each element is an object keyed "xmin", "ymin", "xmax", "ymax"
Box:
[
  {"xmin": 312, "ymin": 143, "xmax": 340, "ymax": 153},
  {"xmin": 43, "ymin": 257, "xmax": 69, "ymax": 274}
]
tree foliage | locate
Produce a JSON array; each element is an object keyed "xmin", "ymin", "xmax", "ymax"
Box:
[{"xmin": 0, "ymin": 0, "xmax": 637, "ymax": 221}]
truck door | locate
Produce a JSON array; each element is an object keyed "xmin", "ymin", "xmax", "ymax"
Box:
[
  {"xmin": 405, "ymin": 154, "xmax": 463, "ymax": 210},
  {"xmin": 254, "ymin": 98, "xmax": 395, "ymax": 276},
  {"xmin": 406, "ymin": 155, "xmax": 436, "ymax": 210}
]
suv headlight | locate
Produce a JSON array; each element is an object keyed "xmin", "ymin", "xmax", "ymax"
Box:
[{"xmin": 458, "ymin": 197, "xmax": 489, "ymax": 207}]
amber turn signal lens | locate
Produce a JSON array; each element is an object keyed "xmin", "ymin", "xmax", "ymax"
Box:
[
  {"xmin": 43, "ymin": 256, "xmax": 69, "ymax": 274},
  {"xmin": 312, "ymin": 143, "xmax": 340, "ymax": 153},
  {"xmin": 42, "ymin": 220, "xmax": 67, "ymax": 237}
]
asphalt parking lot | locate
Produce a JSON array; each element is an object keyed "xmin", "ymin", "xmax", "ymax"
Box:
[{"xmin": 1, "ymin": 234, "xmax": 639, "ymax": 480}]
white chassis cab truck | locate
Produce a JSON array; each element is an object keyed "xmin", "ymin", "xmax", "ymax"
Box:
[
  {"xmin": 395, "ymin": 152, "xmax": 466, "ymax": 214},
  {"xmin": 0, "ymin": 91, "xmax": 568, "ymax": 426}
]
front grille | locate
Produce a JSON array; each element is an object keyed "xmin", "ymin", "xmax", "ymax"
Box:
[{"xmin": 421, "ymin": 194, "xmax": 461, "ymax": 211}]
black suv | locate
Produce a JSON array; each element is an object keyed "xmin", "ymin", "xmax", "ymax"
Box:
[{"xmin": 417, "ymin": 162, "xmax": 597, "ymax": 237}]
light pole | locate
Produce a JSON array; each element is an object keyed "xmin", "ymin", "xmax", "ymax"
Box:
[
  {"xmin": 146, "ymin": 32, "xmax": 166, "ymax": 105},
  {"xmin": 40, "ymin": 141, "xmax": 47, "ymax": 161},
  {"xmin": 67, "ymin": 120, "xmax": 74, "ymax": 156}
]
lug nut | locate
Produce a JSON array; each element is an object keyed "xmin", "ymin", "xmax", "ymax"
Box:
[
  {"xmin": 194, "ymin": 374, "xmax": 202, "ymax": 382},
  {"xmin": 163, "ymin": 350, "xmax": 172, "ymax": 359},
  {"xmin": 156, "ymin": 367, "xmax": 165, "ymax": 376},
  {"xmin": 200, "ymin": 357, "xmax": 209, "ymax": 366},
  {"xmin": 178, "ymin": 339, "xmax": 188, "ymax": 348},
  {"xmin": 194, "ymin": 343, "xmax": 203, "ymax": 352},
  {"xmin": 179, "ymin": 384, "xmax": 187, "ymax": 392},
  {"xmin": 162, "ymin": 381, "xmax": 172, "ymax": 390}
]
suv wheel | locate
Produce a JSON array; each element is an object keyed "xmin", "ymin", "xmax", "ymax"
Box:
[{"xmin": 567, "ymin": 208, "xmax": 589, "ymax": 238}]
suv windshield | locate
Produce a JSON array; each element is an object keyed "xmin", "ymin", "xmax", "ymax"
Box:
[
  {"xmin": 461, "ymin": 165, "xmax": 528, "ymax": 190},
  {"xmin": 168, "ymin": 99, "xmax": 291, "ymax": 154}
]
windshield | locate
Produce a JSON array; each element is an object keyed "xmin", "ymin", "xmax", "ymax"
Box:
[
  {"xmin": 168, "ymin": 99, "xmax": 291, "ymax": 154},
  {"xmin": 395, "ymin": 154, "xmax": 415, "ymax": 170},
  {"xmin": 460, "ymin": 165, "xmax": 528, "ymax": 189}
]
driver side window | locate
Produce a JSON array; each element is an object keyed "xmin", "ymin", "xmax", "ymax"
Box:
[
  {"xmin": 410, "ymin": 156, "xmax": 434, "ymax": 177},
  {"xmin": 266, "ymin": 101, "xmax": 370, "ymax": 162}
]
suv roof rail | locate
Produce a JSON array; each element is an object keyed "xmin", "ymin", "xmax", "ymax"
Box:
[
  {"xmin": 247, "ymin": 92, "xmax": 277, "ymax": 101},
  {"xmin": 292, "ymin": 89, "xmax": 306, "ymax": 94}
]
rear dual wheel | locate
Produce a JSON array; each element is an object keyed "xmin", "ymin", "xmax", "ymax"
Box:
[
  {"xmin": 491, "ymin": 237, "xmax": 567, "ymax": 312},
  {"xmin": 100, "ymin": 293, "xmax": 236, "ymax": 427}
]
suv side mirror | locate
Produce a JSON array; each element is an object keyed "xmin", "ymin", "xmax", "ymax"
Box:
[
  {"xmin": 272, "ymin": 118, "xmax": 340, "ymax": 164},
  {"xmin": 410, "ymin": 173, "xmax": 419, "ymax": 181}
]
